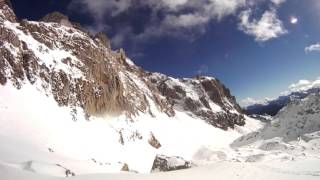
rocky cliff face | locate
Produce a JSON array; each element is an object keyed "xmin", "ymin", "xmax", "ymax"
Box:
[
  {"xmin": 0, "ymin": 2, "xmax": 244, "ymax": 129},
  {"xmin": 147, "ymin": 74, "xmax": 245, "ymax": 130}
]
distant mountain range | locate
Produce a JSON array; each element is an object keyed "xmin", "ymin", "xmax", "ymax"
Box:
[{"xmin": 245, "ymin": 80, "xmax": 320, "ymax": 116}]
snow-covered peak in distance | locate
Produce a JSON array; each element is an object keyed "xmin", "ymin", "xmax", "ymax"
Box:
[{"xmin": 244, "ymin": 78, "xmax": 320, "ymax": 116}]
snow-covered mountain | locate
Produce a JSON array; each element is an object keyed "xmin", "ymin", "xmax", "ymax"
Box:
[
  {"xmin": 0, "ymin": 1, "xmax": 260, "ymax": 176},
  {"xmin": 233, "ymin": 93, "xmax": 320, "ymax": 162},
  {"xmin": 0, "ymin": 1, "xmax": 246, "ymax": 128},
  {"xmin": 245, "ymin": 80, "xmax": 320, "ymax": 116}
]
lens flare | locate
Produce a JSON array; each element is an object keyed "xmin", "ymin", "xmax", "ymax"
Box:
[{"xmin": 290, "ymin": 16, "xmax": 298, "ymax": 24}]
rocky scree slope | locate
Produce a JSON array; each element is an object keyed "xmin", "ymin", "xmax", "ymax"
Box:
[{"xmin": 0, "ymin": 2, "xmax": 245, "ymax": 130}]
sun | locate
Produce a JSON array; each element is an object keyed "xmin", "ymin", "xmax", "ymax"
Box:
[{"xmin": 290, "ymin": 16, "xmax": 298, "ymax": 24}]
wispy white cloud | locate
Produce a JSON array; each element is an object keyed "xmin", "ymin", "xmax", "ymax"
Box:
[
  {"xmin": 270, "ymin": 0, "xmax": 286, "ymax": 6},
  {"xmin": 162, "ymin": 13, "xmax": 210, "ymax": 29},
  {"xmin": 238, "ymin": 9, "xmax": 287, "ymax": 42},
  {"xmin": 240, "ymin": 97, "xmax": 271, "ymax": 107},
  {"xmin": 70, "ymin": 0, "xmax": 132, "ymax": 20},
  {"xmin": 69, "ymin": 0, "xmax": 287, "ymax": 46},
  {"xmin": 110, "ymin": 27, "xmax": 134, "ymax": 47},
  {"xmin": 305, "ymin": 43, "xmax": 320, "ymax": 53}
]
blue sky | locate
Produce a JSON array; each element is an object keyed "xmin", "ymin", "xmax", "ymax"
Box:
[{"xmin": 12, "ymin": 0, "xmax": 320, "ymax": 104}]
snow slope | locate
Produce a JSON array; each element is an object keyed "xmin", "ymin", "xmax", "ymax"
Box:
[
  {"xmin": 0, "ymin": 80, "xmax": 263, "ymax": 176},
  {"xmin": 2, "ymin": 86, "xmax": 320, "ymax": 180},
  {"xmin": 1, "ymin": 157, "xmax": 320, "ymax": 180}
]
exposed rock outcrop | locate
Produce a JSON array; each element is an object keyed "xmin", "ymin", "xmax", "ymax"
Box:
[
  {"xmin": 151, "ymin": 155, "xmax": 192, "ymax": 172},
  {"xmin": 121, "ymin": 163, "xmax": 129, "ymax": 171},
  {"xmin": 0, "ymin": 0, "xmax": 12, "ymax": 10},
  {"xmin": 41, "ymin": 11, "xmax": 83, "ymax": 30},
  {"xmin": 0, "ymin": 0, "xmax": 15, "ymax": 22},
  {"xmin": 147, "ymin": 74, "xmax": 246, "ymax": 130},
  {"xmin": 148, "ymin": 133, "xmax": 161, "ymax": 149}
]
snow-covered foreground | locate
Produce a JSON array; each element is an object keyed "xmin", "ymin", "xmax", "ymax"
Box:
[
  {"xmin": 0, "ymin": 82, "xmax": 259, "ymax": 175},
  {"xmin": 2, "ymin": 82, "xmax": 320, "ymax": 179},
  {"xmin": 1, "ymin": 157, "xmax": 320, "ymax": 180},
  {"xmin": 1, "ymin": 132, "xmax": 320, "ymax": 180}
]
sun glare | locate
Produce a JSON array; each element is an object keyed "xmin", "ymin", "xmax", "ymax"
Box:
[{"xmin": 290, "ymin": 16, "xmax": 298, "ymax": 24}]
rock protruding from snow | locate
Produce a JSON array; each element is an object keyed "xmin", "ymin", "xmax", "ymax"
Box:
[
  {"xmin": 151, "ymin": 155, "xmax": 192, "ymax": 172},
  {"xmin": 148, "ymin": 133, "xmax": 161, "ymax": 149},
  {"xmin": 121, "ymin": 163, "xmax": 129, "ymax": 172}
]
